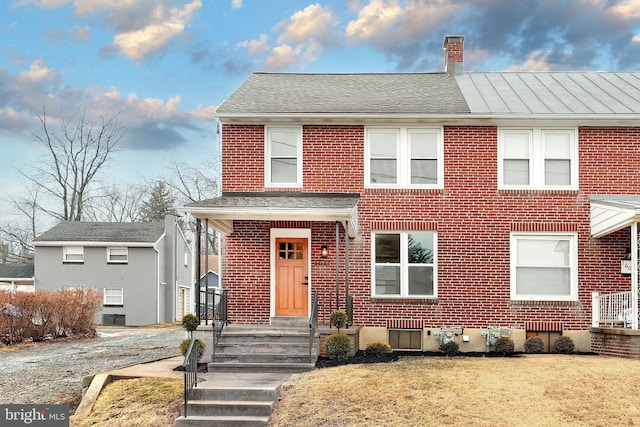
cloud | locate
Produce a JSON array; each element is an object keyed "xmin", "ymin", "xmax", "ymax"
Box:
[
  {"xmin": 231, "ymin": 0, "xmax": 242, "ymax": 9},
  {"xmin": 0, "ymin": 61, "xmax": 215, "ymax": 150},
  {"xmin": 237, "ymin": 34, "xmax": 270, "ymax": 55},
  {"xmin": 238, "ymin": 3, "xmax": 339, "ymax": 71},
  {"xmin": 13, "ymin": 0, "xmax": 69, "ymax": 8}
]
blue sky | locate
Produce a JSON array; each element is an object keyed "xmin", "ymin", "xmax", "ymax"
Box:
[{"xmin": 2, "ymin": 0, "xmax": 640, "ymax": 229}]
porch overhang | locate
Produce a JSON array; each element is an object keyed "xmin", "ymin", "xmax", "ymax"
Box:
[
  {"xmin": 590, "ymin": 195, "xmax": 640, "ymax": 238},
  {"xmin": 181, "ymin": 192, "xmax": 360, "ymax": 237}
]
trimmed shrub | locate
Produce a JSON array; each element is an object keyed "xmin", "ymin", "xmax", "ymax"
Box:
[
  {"xmin": 365, "ymin": 341, "xmax": 393, "ymax": 358},
  {"xmin": 524, "ymin": 336, "xmax": 545, "ymax": 354},
  {"xmin": 182, "ymin": 314, "xmax": 199, "ymax": 336},
  {"xmin": 554, "ymin": 336, "xmax": 575, "ymax": 354},
  {"xmin": 330, "ymin": 310, "xmax": 348, "ymax": 332},
  {"xmin": 439, "ymin": 340, "xmax": 459, "ymax": 356},
  {"xmin": 180, "ymin": 338, "xmax": 206, "ymax": 360},
  {"xmin": 325, "ymin": 333, "xmax": 351, "ymax": 362},
  {"xmin": 494, "ymin": 337, "xmax": 515, "ymax": 356}
]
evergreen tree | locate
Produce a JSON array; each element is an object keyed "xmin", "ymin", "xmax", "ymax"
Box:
[{"xmin": 139, "ymin": 181, "xmax": 176, "ymax": 222}]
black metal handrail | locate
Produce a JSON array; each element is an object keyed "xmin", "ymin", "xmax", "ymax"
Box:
[
  {"xmin": 211, "ymin": 290, "xmax": 229, "ymax": 363},
  {"xmin": 309, "ymin": 291, "xmax": 319, "ymax": 363},
  {"xmin": 182, "ymin": 338, "xmax": 199, "ymax": 418}
]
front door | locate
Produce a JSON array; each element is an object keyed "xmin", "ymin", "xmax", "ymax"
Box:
[{"xmin": 275, "ymin": 238, "xmax": 309, "ymax": 316}]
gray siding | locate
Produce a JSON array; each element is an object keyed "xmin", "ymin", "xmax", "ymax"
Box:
[{"xmin": 35, "ymin": 245, "xmax": 159, "ymax": 326}]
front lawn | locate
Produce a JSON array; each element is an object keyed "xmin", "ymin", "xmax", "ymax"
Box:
[{"xmin": 269, "ymin": 355, "xmax": 640, "ymax": 426}]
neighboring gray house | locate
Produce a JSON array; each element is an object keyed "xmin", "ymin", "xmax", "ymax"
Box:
[{"xmin": 33, "ymin": 215, "xmax": 193, "ymax": 326}]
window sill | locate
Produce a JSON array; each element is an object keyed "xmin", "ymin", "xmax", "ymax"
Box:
[
  {"xmin": 63, "ymin": 261, "xmax": 84, "ymax": 264},
  {"xmin": 498, "ymin": 188, "xmax": 579, "ymax": 195},
  {"xmin": 103, "ymin": 304, "xmax": 124, "ymax": 307},
  {"xmin": 509, "ymin": 299, "xmax": 579, "ymax": 307},
  {"xmin": 371, "ymin": 297, "xmax": 439, "ymax": 305},
  {"xmin": 107, "ymin": 262, "xmax": 128, "ymax": 264}
]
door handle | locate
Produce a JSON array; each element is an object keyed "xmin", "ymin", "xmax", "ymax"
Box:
[{"xmin": 302, "ymin": 275, "xmax": 309, "ymax": 285}]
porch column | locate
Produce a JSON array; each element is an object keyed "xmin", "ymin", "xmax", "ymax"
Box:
[{"xmin": 633, "ymin": 222, "xmax": 639, "ymax": 330}]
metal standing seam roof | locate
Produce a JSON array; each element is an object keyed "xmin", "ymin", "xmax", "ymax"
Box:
[
  {"xmin": 456, "ymin": 72, "xmax": 640, "ymax": 115},
  {"xmin": 216, "ymin": 72, "xmax": 470, "ymax": 116},
  {"xmin": 33, "ymin": 221, "xmax": 166, "ymax": 244}
]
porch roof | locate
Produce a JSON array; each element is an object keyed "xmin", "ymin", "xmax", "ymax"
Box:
[
  {"xmin": 182, "ymin": 192, "xmax": 360, "ymax": 237},
  {"xmin": 590, "ymin": 195, "xmax": 640, "ymax": 238}
]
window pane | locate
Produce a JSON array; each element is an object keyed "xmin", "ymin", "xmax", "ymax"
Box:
[
  {"xmin": 517, "ymin": 239, "xmax": 569, "ymax": 267},
  {"xmin": 516, "ymin": 267, "xmax": 570, "ymax": 295},
  {"xmin": 270, "ymin": 131, "xmax": 298, "ymax": 156},
  {"xmin": 375, "ymin": 265, "xmax": 400, "ymax": 295},
  {"xmin": 410, "ymin": 159, "xmax": 437, "ymax": 184},
  {"xmin": 544, "ymin": 133, "xmax": 571, "ymax": 158},
  {"xmin": 408, "ymin": 232, "xmax": 434, "ymax": 263},
  {"xmin": 370, "ymin": 159, "xmax": 397, "ymax": 184},
  {"xmin": 271, "ymin": 158, "xmax": 297, "ymax": 183},
  {"xmin": 408, "ymin": 266, "xmax": 433, "ymax": 295},
  {"xmin": 375, "ymin": 234, "xmax": 400, "ymax": 263},
  {"xmin": 503, "ymin": 133, "xmax": 530, "ymax": 157},
  {"xmin": 370, "ymin": 132, "xmax": 397, "ymax": 158},
  {"xmin": 545, "ymin": 160, "xmax": 571, "ymax": 185},
  {"xmin": 503, "ymin": 159, "xmax": 529, "ymax": 185},
  {"xmin": 410, "ymin": 132, "xmax": 437, "ymax": 158}
]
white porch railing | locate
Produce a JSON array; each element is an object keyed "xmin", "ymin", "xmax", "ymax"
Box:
[{"xmin": 592, "ymin": 291, "xmax": 638, "ymax": 329}]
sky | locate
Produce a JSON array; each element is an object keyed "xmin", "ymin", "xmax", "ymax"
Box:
[{"xmin": 2, "ymin": 0, "xmax": 640, "ymax": 231}]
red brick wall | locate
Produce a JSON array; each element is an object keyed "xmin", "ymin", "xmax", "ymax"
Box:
[{"xmin": 220, "ymin": 124, "xmax": 637, "ymax": 329}]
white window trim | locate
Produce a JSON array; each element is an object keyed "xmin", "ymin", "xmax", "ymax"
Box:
[
  {"xmin": 265, "ymin": 126, "xmax": 303, "ymax": 188},
  {"xmin": 103, "ymin": 287, "xmax": 124, "ymax": 306},
  {"xmin": 365, "ymin": 126, "xmax": 444, "ymax": 189},
  {"xmin": 63, "ymin": 246, "xmax": 84, "ymax": 263},
  {"xmin": 107, "ymin": 247, "xmax": 128, "ymax": 263},
  {"xmin": 498, "ymin": 127, "xmax": 578, "ymax": 190},
  {"xmin": 371, "ymin": 231, "xmax": 438, "ymax": 298},
  {"xmin": 510, "ymin": 232, "xmax": 578, "ymax": 301}
]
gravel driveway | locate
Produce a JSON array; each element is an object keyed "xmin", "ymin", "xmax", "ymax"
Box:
[{"xmin": 0, "ymin": 325, "xmax": 210, "ymax": 407}]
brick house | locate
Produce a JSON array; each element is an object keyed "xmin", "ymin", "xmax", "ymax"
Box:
[{"xmin": 184, "ymin": 36, "xmax": 640, "ymax": 356}]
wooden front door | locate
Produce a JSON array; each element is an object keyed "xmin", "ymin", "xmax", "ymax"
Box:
[{"xmin": 275, "ymin": 238, "xmax": 309, "ymax": 316}]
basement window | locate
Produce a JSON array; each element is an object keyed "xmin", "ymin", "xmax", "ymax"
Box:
[{"xmin": 388, "ymin": 329, "xmax": 422, "ymax": 350}]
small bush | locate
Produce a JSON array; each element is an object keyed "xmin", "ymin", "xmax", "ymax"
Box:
[
  {"xmin": 325, "ymin": 333, "xmax": 351, "ymax": 362},
  {"xmin": 180, "ymin": 338, "xmax": 206, "ymax": 360},
  {"xmin": 554, "ymin": 336, "xmax": 575, "ymax": 354},
  {"xmin": 494, "ymin": 337, "xmax": 515, "ymax": 355},
  {"xmin": 330, "ymin": 310, "xmax": 348, "ymax": 332},
  {"xmin": 182, "ymin": 314, "xmax": 199, "ymax": 334},
  {"xmin": 524, "ymin": 336, "xmax": 545, "ymax": 354},
  {"xmin": 365, "ymin": 341, "xmax": 393, "ymax": 358},
  {"xmin": 439, "ymin": 340, "xmax": 459, "ymax": 356}
]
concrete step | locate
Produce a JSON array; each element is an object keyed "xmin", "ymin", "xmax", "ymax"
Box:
[
  {"xmin": 175, "ymin": 414, "xmax": 269, "ymax": 427},
  {"xmin": 215, "ymin": 341, "xmax": 314, "ymax": 354},
  {"xmin": 183, "ymin": 400, "xmax": 274, "ymax": 417},
  {"xmin": 190, "ymin": 386, "xmax": 279, "ymax": 402},
  {"xmin": 269, "ymin": 316, "xmax": 309, "ymax": 327},
  {"xmin": 212, "ymin": 352, "xmax": 317, "ymax": 364},
  {"xmin": 208, "ymin": 361, "xmax": 316, "ymax": 374}
]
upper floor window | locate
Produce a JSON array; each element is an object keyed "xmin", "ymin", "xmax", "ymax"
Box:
[
  {"xmin": 107, "ymin": 247, "xmax": 128, "ymax": 263},
  {"xmin": 63, "ymin": 246, "xmax": 84, "ymax": 263},
  {"xmin": 510, "ymin": 233, "xmax": 578, "ymax": 301},
  {"xmin": 499, "ymin": 128, "xmax": 577, "ymax": 189},
  {"xmin": 365, "ymin": 127, "xmax": 443, "ymax": 188},
  {"xmin": 372, "ymin": 231, "xmax": 437, "ymax": 297},
  {"xmin": 265, "ymin": 126, "xmax": 302, "ymax": 187}
]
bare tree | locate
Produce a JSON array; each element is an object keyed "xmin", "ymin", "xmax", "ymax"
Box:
[
  {"xmin": 166, "ymin": 159, "xmax": 219, "ymax": 204},
  {"xmin": 24, "ymin": 108, "xmax": 126, "ymax": 222},
  {"xmin": 0, "ymin": 185, "xmax": 43, "ymax": 256},
  {"xmin": 83, "ymin": 185, "xmax": 145, "ymax": 222}
]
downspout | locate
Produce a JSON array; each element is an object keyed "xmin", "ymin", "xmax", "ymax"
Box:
[
  {"xmin": 154, "ymin": 240, "xmax": 161, "ymax": 323},
  {"xmin": 174, "ymin": 215, "xmax": 178, "ymax": 322},
  {"xmin": 632, "ymin": 222, "xmax": 639, "ymax": 330},
  {"xmin": 195, "ymin": 219, "xmax": 202, "ymax": 320},
  {"xmin": 205, "ymin": 219, "xmax": 210, "ymax": 325}
]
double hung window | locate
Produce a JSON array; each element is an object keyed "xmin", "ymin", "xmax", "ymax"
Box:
[
  {"xmin": 499, "ymin": 128, "xmax": 577, "ymax": 189},
  {"xmin": 372, "ymin": 231, "xmax": 436, "ymax": 297},
  {"xmin": 63, "ymin": 246, "xmax": 84, "ymax": 263},
  {"xmin": 366, "ymin": 127, "xmax": 443, "ymax": 188},
  {"xmin": 265, "ymin": 126, "xmax": 302, "ymax": 187},
  {"xmin": 107, "ymin": 247, "xmax": 128, "ymax": 263},
  {"xmin": 511, "ymin": 233, "xmax": 577, "ymax": 301}
]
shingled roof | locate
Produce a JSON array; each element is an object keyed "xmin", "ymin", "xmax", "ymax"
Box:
[
  {"xmin": 34, "ymin": 221, "xmax": 165, "ymax": 244},
  {"xmin": 216, "ymin": 72, "xmax": 470, "ymax": 116},
  {"xmin": 0, "ymin": 263, "xmax": 34, "ymax": 279}
]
